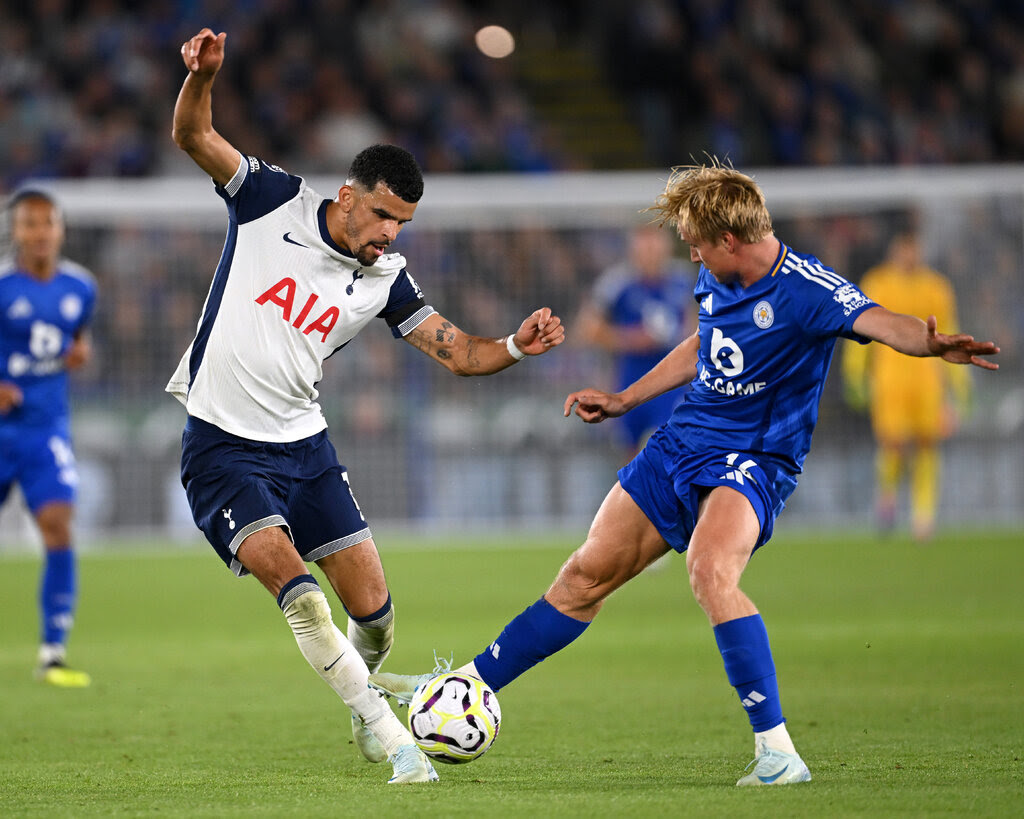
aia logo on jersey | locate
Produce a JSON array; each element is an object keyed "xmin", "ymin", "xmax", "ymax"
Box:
[{"xmin": 256, "ymin": 277, "xmax": 339, "ymax": 342}]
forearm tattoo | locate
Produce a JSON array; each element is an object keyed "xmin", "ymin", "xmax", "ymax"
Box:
[
  {"xmin": 436, "ymin": 321, "xmax": 456, "ymax": 344},
  {"xmin": 432, "ymin": 321, "xmax": 455, "ymax": 360}
]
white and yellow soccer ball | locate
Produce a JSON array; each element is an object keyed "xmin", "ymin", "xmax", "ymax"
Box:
[{"xmin": 407, "ymin": 672, "xmax": 501, "ymax": 764}]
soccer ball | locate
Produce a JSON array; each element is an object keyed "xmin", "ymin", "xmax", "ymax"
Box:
[{"xmin": 407, "ymin": 672, "xmax": 501, "ymax": 764}]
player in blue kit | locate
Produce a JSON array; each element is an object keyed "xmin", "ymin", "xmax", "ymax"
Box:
[
  {"xmin": 168, "ymin": 29, "xmax": 564, "ymax": 784},
  {"xmin": 370, "ymin": 162, "xmax": 1000, "ymax": 785},
  {"xmin": 1, "ymin": 189, "xmax": 96, "ymax": 688},
  {"xmin": 578, "ymin": 224, "xmax": 694, "ymax": 459}
]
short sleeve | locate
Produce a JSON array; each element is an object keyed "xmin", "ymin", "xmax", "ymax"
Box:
[{"xmin": 214, "ymin": 154, "xmax": 303, "ymax": 225}]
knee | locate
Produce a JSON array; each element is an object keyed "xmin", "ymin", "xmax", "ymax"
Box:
[
  {"xmin": 686, "ymin": 552, "xmax": 735, "ymax": 609},
  {"xmin": 36, "ymin": 508, "xmax": 73, "ymax": 547},
  {"xmin": 550, "ymin": 550, "xmax": 610, "ymax": 611}
]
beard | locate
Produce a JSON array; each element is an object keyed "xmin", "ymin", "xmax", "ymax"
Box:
[{"xmin": 354, "ymin": 244, "xmax": 382, "ymax": 266}]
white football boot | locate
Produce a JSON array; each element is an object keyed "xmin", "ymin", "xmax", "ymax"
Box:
[
  {"xmin": 387, "ymin": 744, "xmax": 439, "ymax": 784},
  {"xmin": 351, "ymin": 713, "xmax": 387, "ymax": 763},
  {"xmin": 736, "ymin": 738, "xmax": 812, "ymax": 786}
]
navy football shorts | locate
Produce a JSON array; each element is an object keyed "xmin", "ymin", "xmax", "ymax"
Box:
[
  {"xmin": 0, "ymin": 425, "xmax": 78, "ymax": 512},
  {"xmin": 180, "ymin": 416, "xmax": 371, "ymax": 576},
  {"xmin": 617, "ymin": 427, "xmax": 786, "ymax": 554}
]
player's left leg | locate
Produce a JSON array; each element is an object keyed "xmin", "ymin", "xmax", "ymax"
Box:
[
  {"xmin": 18, "ymin": 431, "xmax": 89, "ymax": 686},
  {"xmin": 909, "ymin": 441, "xmax": 939, "ymax": 542},
  {"xmin": 687, "ymin": 486, "xmax": 809, "ymax": 786},
  {"xmin": 317, "ymin": 540, "xmax": 393, "ymax": 673},
  {"xmin": 34, "ymin": 500, "xmax": 90, "ymax": 688}
]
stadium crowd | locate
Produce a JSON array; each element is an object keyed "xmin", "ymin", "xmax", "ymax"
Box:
[
  {"xmin": 2, "ymin": 0, "xmax": 1024, "ymax": 192},
  {"xmin": 603, "ymin": 0, "xmax": 1024, "ymax": 166}
]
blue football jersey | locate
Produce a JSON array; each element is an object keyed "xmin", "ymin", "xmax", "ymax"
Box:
[
  {"xmin": 593, "ymin": 262, "xmax": 694, "ymax": 388},
  {"xmin": 0, "ymin": 260, "xmax": 96, "ymax": 431},
  {"xmin": 667, "ymin": 242, "xmax": 875, "ymax": 495}
]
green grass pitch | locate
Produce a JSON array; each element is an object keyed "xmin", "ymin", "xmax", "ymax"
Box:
[{"xmin": 1, "ymin": 527, "xmax": 1021, "ymax": 817}]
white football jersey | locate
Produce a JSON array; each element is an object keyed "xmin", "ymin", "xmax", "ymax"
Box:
[{"xmin": 167, "ymin": 153, "xmax": 435, "ymax": 442}]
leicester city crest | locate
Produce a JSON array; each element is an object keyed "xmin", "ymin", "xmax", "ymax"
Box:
[{"xmin": 752, "ymin": 300, "xmax": 774, "ymax": 329}]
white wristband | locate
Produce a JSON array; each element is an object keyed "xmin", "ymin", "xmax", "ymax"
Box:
[{"xmin": 506, "ymin": 334, "xmax": 526, "ymax": 361}]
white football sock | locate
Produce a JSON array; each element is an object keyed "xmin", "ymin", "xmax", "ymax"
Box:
[
  {"xmin": 347, "ymin": 604, "xmax": 394, "ymax": 674},
  {"xmin": 281, "ymin": 587, "xmax": 412, "ymax": 755},
  {"xmin": 38, "ymin": 643, "xmax": 66, "ymax": 667},
  {"xmin": 755, "ymin": 722, "xmax": 797, "ymax": 755}
]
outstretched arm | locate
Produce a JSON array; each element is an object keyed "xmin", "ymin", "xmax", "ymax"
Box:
[
  {"xmin": 852, "ymin": 306, "xmax": 999, "ymax": 370},
  {"xmin": 403, "ymin": 307, "xmax": 565, "ymax": 375},
  {"xmin": 172, "ymin": 28, "xmax": 242, "ymax": 186},
  {"xmin": 565, "ymin": 330, "xmax": 700, "ymax": 423}
]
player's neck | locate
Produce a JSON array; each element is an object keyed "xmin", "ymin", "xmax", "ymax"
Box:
[
  {"xmin": 734, "ymin": 236, "xmax": 780, "ymax": 288},
  {"xmin": 18, "ymin": 255, "xmax": 58, "ymax": 281},
  {"xmin": 322, "ymin": 200, "xmax": 352, "ymax": 254}
]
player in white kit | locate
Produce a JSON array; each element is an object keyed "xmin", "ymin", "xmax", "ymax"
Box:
[{"xmin": 168, "ymin": 28, "xmax": 564, "ymax": 784}]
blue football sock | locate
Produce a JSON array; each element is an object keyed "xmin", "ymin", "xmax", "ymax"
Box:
[
  {"xmin": 40, "ymin": 547, "xmax": 76, "ymax": 647},
  {"xmin": 713, "ymin": 613, "xmax": 785, "ymax": 732},
  {"xmin": 472, "ymin": 597, "xmax": 589, "ymax": 692}
]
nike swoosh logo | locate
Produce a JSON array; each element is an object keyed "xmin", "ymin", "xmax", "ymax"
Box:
[
  {"xmin": 283, "ymin": 232, "xmax": 309, "ymax": 248},
  {"xmin": 324, "ymin": 654, "xmax": 344, "ymax": 671},
  {"xmin": 758, "ymin": 764, "xmax": 788, "ymax": 784}
]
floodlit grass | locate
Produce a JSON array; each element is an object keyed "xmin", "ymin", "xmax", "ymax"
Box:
[{"xmin": 1, "ymin": 528, "xmax": 1021, "ymax": 817}]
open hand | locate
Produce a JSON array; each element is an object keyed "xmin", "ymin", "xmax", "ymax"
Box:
[{"xmin": 925, "ymin": 315, "xmax": 999, "ymax": 370}]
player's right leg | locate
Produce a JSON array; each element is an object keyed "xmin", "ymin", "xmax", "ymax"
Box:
[
  {"xmin": 875, "ymin": 443, "xmax": 904, "ymax": 532},
  {"xmin": 370, "ymin": 482, "xmax": 669, "ymax": 700},
  {"xmin": 909, "ymin": 442, "xmax": 938, "ymax": 541}
]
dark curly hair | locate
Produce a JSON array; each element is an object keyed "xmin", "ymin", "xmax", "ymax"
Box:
[
  {"xmin": 7, "ymin": 187, "xmax": 61, "ymax": 226},
  {"xmin": 348, "ymin": 144, "xmax": 424, "ymax": 203}
]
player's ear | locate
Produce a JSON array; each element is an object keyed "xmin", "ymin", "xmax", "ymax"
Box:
[{"xmin": 337, "ymin": 185, "xmax": 356, "ymax": 213}]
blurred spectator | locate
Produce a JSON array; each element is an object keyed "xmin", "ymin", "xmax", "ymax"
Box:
[
  {"xmin": 602, "ymin": 0, "xmax": 1024, "ymax": 166},
  {"xmin": 3, "ymin": 0, "xmax": 1024, "ymax": 194},
  {"xmin": 576, "ymin": 225, "xmax": 695, "ymax": 460}
]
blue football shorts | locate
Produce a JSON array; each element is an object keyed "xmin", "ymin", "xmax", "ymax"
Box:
[
  {"xmin": 0, "ymin": 424, "xmax": 78, "ymax": 512},
  {"xmin": 180, "ymin": 416, "xmax": 371, "ymax": 577},
  {"xmin": 617, "ymin": 427, "xmax": 787, "ymax": 554}
]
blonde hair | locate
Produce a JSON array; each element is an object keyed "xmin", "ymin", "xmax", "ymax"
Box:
[{"xmin": 649, "ymin": 161, "xmax": 772, "ymax": 245}]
